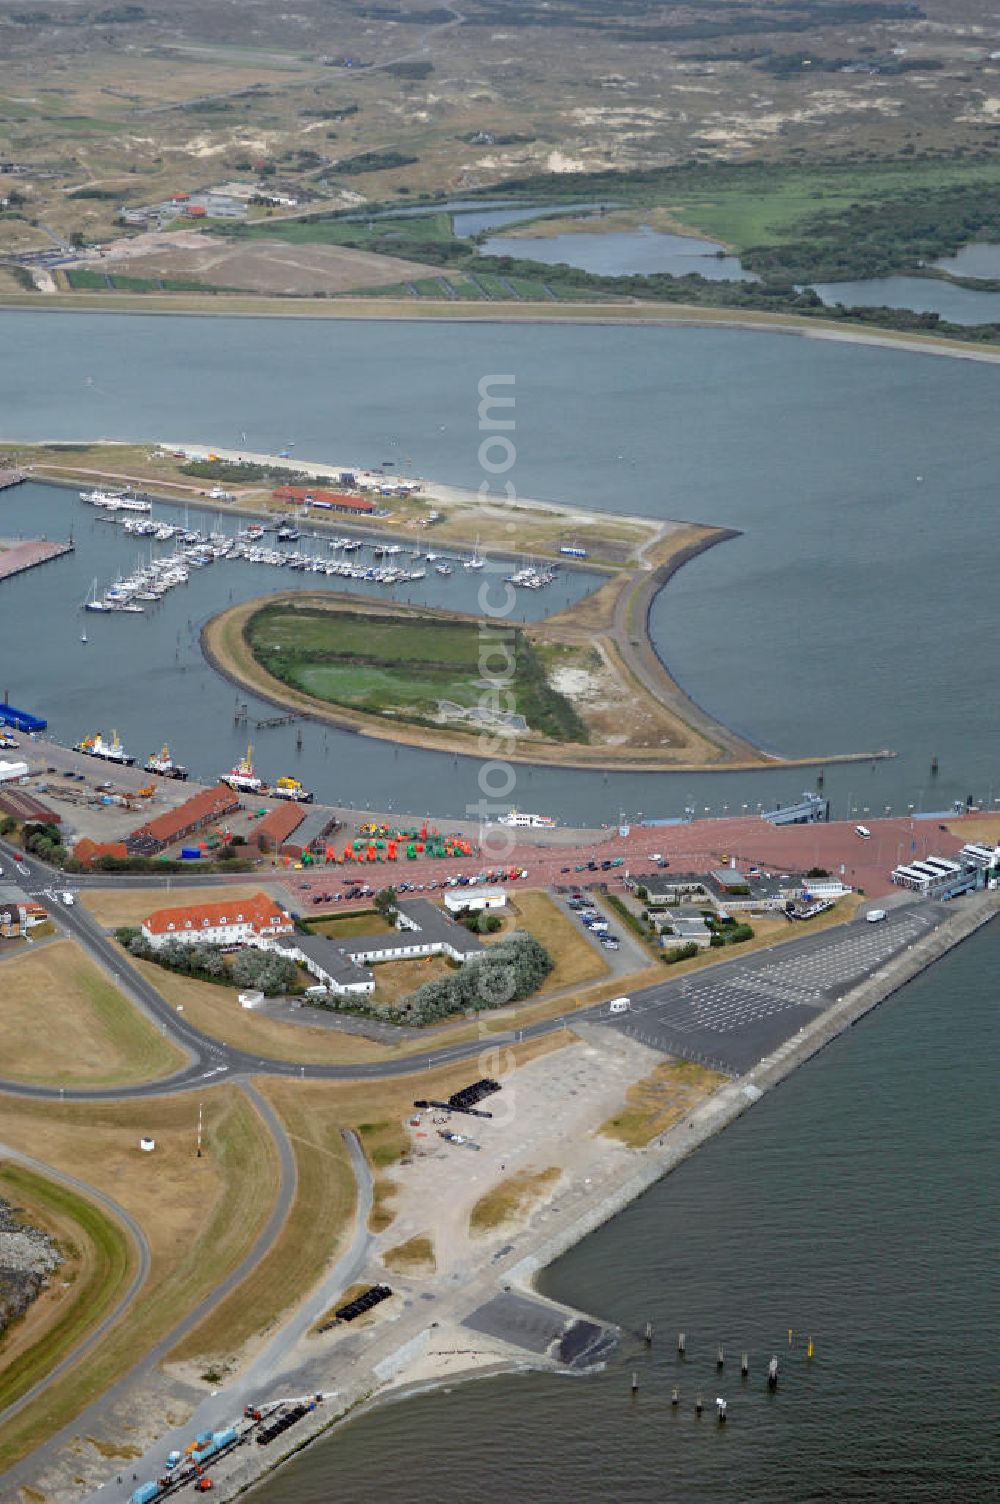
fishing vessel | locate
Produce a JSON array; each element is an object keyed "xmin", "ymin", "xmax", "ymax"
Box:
[
  {"xmin": 144, "ymin": 744, "xmax": 189, "ymax": 781},
  {"xmin": 221, "ymin": 743, "xmax": 263, "ymax": 793},
  {"xmin": 74, "ymin": 730, "xmax": 135, "ymax": 766},
  {"xmin": 435, "ymin": 563, "xmax": 453, "ymax": 577},
  {"xmin": 272, "ymin": 775, "xmax": 314, "ymax": 803}
]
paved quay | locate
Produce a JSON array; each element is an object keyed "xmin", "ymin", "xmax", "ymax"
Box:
[{"xmin": 0, "ymin": 536, "xmax": 73, "ymax": 580}]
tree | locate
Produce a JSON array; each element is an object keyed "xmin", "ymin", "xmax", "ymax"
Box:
[{"xmin": 373, "ymin": 886, "xmax": 398, "ymax": 920}]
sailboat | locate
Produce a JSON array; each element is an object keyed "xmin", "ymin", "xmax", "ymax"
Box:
[
  {"xmin": 83, "ymin": 577, "xmax": 106, "ymax": 612},
  {"xmin": 464, "ymin": 536, "xmax": 485, "ymax": 570}
]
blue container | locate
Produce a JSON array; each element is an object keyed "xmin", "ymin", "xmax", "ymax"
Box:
[
  {"xmin": 130, "ymin": 1483, "xmax": 159, "ymax": 1504},
  {"xmin": 180, "ymin": 847, "xmax": 202, "ymax": 859}
]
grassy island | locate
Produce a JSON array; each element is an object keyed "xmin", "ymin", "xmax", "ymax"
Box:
[{"xmin": 245, "ymin": 601, "xmax": 588, "ymax": 743}]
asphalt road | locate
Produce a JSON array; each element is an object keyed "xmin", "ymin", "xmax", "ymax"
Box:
[
  {"xmin": 0, "ymin": 836, "xmax": 962, "ymax": 1504},
  {"xmin": 0, "ymin": 841, "xmax": 944, "ymax": 1100}
]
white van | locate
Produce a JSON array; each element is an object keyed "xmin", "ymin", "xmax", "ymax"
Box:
[
  {"xmin": 608, "ymin": 996, "xmax": 631, "ymax": 1015},
  {"xmin": 855, "ymin": 825, "xmax": 872, "ymax": 840},
  {"xmin": 61, "ymin": 891, "xmax": 75, "ymax": 906},
  {"xmin": 865, "ymin": 909, "xmax": 888, "ymax": 923},
  {"xmin": 305, "ymin": 983, "xmax": 330, "ymax": 999}
]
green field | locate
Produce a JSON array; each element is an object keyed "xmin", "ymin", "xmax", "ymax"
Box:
[{"xmin": 245, "ymin": 603, "xmax": 588, "ymax": 742}]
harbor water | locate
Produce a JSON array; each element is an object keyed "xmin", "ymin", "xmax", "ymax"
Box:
[
  {"xmin": 2, "ymin": 313, "xmax": 999, "ymax": 818},
  {"xmin": 247, "ymin": 919, "xmax": 1000, "ymax": 1504}
]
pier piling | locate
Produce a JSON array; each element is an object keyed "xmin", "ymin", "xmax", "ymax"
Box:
[
  {"xmin": 716, "ymin": 1345, "xmax": 725, "ymax": 1370},
  {"xmin": 671, "ymin": 1386, "xmax": 679, "ymax": 1408},
  {"xmin": 695, "ymin": 1392, "xmax": 703, "ymax": 1416},
  {"xmin": 677, "ymin": 1331, "xmax": 686, "ymax": 1356},
  {"xmin": 631, "ymin": 1371, "xmax": 639, "ymax": 1396},
  {"xmin": 644, "ymin": 1321, "xmax": 653, "ymax": 1347},
  {"xmin": 768, "ymin": 1357, "xmax": 779, "ymax": 1390}
]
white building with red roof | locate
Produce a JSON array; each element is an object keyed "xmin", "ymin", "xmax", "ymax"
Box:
[{"xmin": 140, "ymin": 892, "xmax": 293, "ymax": 950}]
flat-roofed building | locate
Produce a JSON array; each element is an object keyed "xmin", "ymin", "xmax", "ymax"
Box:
[
  {"xmin": 890, "ymin": 854, "xmax": 980, "ymax": 899},
  {"xmin": 443, "ymin": 886, "xmax": 507, "ymax": 914}
]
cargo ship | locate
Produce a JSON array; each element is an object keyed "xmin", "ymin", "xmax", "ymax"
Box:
[
  {"xmin": 144, "ymin": 744, "xmax": 189, "ymax": 781},
  {"xmin": 272, "ymin": 775, "xmax": 314, "ymax": 803},
  {"xmin": 75, "ymin": 730, "xmax": 135, "ymax": 766},
  {"xmin": 221, "ymin": 743, "xmax": 263, "ymax": 793}
]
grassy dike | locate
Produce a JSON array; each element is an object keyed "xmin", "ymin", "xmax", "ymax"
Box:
[
  {"xmin": 0, "ymin": 1164, "xmax": 134, "ymax": 1431},
  {"xmin": 0, "ymin": 1087, "xmax": 280, "ymax": 1471}
]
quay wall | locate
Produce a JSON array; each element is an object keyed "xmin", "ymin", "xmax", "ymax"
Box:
[
  {"xmin": 0, "ymin": 538, "xmax": 73, "ymax": 582},
  {"xmin": 205, "ymin": 893, "xmax": 997, "ymax": 1504},
  {"xmin": 513, "ymin": 891, "xmax": 998, "ymax": 1280}
]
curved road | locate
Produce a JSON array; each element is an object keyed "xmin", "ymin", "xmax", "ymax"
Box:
[{"xmin": 0, "ymin": 843, "xmax": 597, "ymax": 1102}]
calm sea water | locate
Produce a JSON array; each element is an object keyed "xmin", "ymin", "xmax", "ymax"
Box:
[
  {"xmin": 2, "ymin": 314, "xmax": 999, "ymax": 817},
  {"xmin": 250, "ymin": 920, "xmax": 1000, "ymax": 1504}
]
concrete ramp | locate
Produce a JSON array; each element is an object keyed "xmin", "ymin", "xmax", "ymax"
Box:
[{"xmin": 463, "ymin": 1291, "xmax": 617, "ymax": 1370}]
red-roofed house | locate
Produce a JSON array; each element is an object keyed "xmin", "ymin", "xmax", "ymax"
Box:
[
  {"xmin": 140, "ymin": 891, "xmax": 293, "ymax": 950},
  {"xmin": 73, "ymin": 838, "xmax": 130, "ymax": 867},
  {"xmin": 272, "ymin": 486, "xmax": 375, "ymax": 514}
]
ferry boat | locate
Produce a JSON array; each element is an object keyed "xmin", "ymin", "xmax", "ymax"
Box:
[
  {"xmin": 272, "ymin": 775, "xmax": 314, "ymax": 803},
  {"xmin": 144, "ymin": 744, "xmax": 189, "ymax": 781},
  {"xmin": 75, "ymin": 730, "xmax": 135, "ymax": 766},
  {"xmin": 221, "ymin": 743, "xmax": 263, "ymax": 793},
  {"xmin": 495, "ymin": 809, "xmax": 557, "ymax": 829}
]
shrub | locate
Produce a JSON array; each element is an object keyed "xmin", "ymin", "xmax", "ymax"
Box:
[
  {"xmin": 663, "ymin": 941, "xmax": 699, "ymax": 964},
  {"xmin": 389, "ymin": 931, "xmax": 552, "ymax": 1024}
]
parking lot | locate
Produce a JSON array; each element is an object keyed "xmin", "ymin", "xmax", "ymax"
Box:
[{"xmin": 598, "ymin": 903, "xmax": 939, "ymax": 1074}]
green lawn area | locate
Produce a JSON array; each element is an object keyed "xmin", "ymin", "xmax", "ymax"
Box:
[
  {"xmin": 308, "ymin": 911, "xmax": 394, "ymax": 939},
  {"xmin": 245, "ymin": 602, "xmax": 588, "ymax": 742},
  {"xmin": 67, "ymin": 268, "xmax": 233, "ymax": 293},
  {"xmin": 224, "ymin": 211, "xmax": 456, "ymax": 247},
  {"xmin": 662, "ymin": 160, "xmax": 1000, "ymax": 250},
  {"xmin": 293, "ymin": 661, "xmax": 481, "ymax": 713},
  {"xmin": 252, "ymin": 604, "xmax": 480, "ymax": 668}
]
